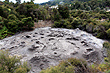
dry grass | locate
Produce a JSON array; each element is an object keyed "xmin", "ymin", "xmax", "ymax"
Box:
[{"xmin": 34, "ymin": 20, "xmax": 53, "ymax": 28}]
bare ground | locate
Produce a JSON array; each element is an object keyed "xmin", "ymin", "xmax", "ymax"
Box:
[{"xmin": 34, "ymin": 20, "xmax": 53, "ymax": 28}]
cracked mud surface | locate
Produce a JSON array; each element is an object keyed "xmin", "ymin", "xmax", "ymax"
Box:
[{"xmin": 0, "ymin": 27, "xmax": 105, "ymax": 73}]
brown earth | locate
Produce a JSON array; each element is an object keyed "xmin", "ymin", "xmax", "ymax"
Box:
[{"xmin": 34, "ymin": 20, "xmax": 53, "ymax": 28}]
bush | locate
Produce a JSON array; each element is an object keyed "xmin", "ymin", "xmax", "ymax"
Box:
[
  {"xmin": 40, "ymin": 65, "xmax": 74, "ymax": 73},
  {"xmin": 98, "ymin": 63, "xmax": 110, "ymax": 72},
  {"xmin": 99, "ymin": 21, "xmax": 110, "ymax": 30},
  {"xmin": 106, "ymin": 70, "xmax": 110, "ymax": 73},
  {"xmin": 71, "ymin": 17, "xmax": 82, "ymax": 29},
  {"xmin": 0, "ymin": 16, "xmax": 3, "ymax": 29},
  {"xmin": 58, "ymin": 5, "xmax": 69, "ymax": 19},
  {"xmin": 0, "ymin": 6, "xmax": 9, "ymax": 18},
  {"xmin": 96, "ymin": 25, "xmax": 107, "ymax": 39},
  {"xmin": 86, "ymin": 23, "xmax": 94, "ymax": 33},
  {"xmin": 103, "ymin": 42, "xmax": 110, "ymax": 62},
  {"xmin": 21, "ymin": 17, "xmax": 34, "ymax": 29},
  {"xmin": 0, "ymin": 16, "xmax": 2, "ymax": 22},
  {"xmin": 40, "ymin": 58, "xmax": 98, "ymax": 73},
  {"xmin": 106, "ymin": 28, "xmax": 110, "ymax": 38},
  {"xmin": 53, "ymin": 21, "xmax": 61, "ymax": 28},
  {"xmin": 103, "ymin": 41, "xmax": 110, "ymax": 49},
  {"xmin": 0, "ymin": 50, "xmax": 30, "ymax": 73},
  {"xmin": 8, "ymin": 14, "xmax": 18, "ymax": 20},
  {"xmin": 6, "ymin": 20, "xmax": 19, "ymax": 32}
]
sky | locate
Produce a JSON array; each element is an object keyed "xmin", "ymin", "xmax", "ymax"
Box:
[{"xmin": 0, "ymin": 0, "xmax": 50, "ymax": 3}]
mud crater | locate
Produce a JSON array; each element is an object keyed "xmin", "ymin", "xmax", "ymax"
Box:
[{"xmin": 0, "ymin": 27, "xmax": 105, "ymax": 73}]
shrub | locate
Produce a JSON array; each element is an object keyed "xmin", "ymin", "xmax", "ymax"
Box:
[
  {"xmin": 103, "ymin": 41, "xmax": 110, "ymax": 49},
  {"xmin": 40, "ymin": 65, "xmax": 74, "ymax": 73},
  {"xmin": 103, "ymin": 42, "xmax": 110, "ymax": 62},
  {"xmin": 99, "ymin": 21, "xmax": 110, "ymax": 30},
  {"xmin": 0, "ymin": 16, "xmax": 2, "ymax": 22},
  {"xmin": 0, "ymin": 6, "xmax": 9, "ymax": 18},
  {"xmin": 21, "ymin": 17, "xmax": 34, "ymax": 29},
  {"xmin": 8, "ymin": 14, "xmax": 18, "ymax": 20},
  {"xmin": 96, "ymin": 25, "xmax": 107, "ymax": 39},
  {"xmin": 40, "ymin": 58, "xmax": 98, "ymax": 73},
  {"xmin": 6, "ymin": 20, "xmax": 19, "ymax": 32},
  {"xmin": 0, "ymin": 26, "xmax": 14, "ymax": 39},
  {"xmin": 66, "ymin": 24, "xmax": 73, "ymax": 29},
  {"xmin": 0, "ymin": 16, "xmax": 3, "ymax": 29},
  {"xmin": 86, "ymin": 22, "xmax": 94, "ymax": 33},
  {"xmin": 106, "ymin": 28, "xmax": 110, "ymax": 38},
  {"xmin": 53, "ymin": 21, "xmax": 61, "ymax": 28},
  {"xmin": 106, "ymin": 70, "xmax": 110, "ymax": 73},
  {"xmin": 58, "ymin": 5, "xmax": 69, "ymax": 19},
  {"xmin": 98, "ymin": 63, "xmax": 110, "ymax": 72},
  {"xmin": 0, "ymin": 50, "xmax": 30, "ymax": 73},
  {"xmin": 71, "ymin": 17, "xmax": 82, "ymax": 29}
]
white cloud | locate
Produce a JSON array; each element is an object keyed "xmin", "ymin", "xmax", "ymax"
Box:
[{"xmin": 0, "ymin": 0, "xmax": 50, "ymax": 3}]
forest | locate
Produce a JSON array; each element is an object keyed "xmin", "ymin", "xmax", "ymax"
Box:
[{"xmin": 0, "ymin": 0, "xmax": 110, "ymax": 73}]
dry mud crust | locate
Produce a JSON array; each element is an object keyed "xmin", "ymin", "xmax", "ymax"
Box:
[{"xmin": 0, "ymin": 27, "xmax": 105, "ymax": 73}]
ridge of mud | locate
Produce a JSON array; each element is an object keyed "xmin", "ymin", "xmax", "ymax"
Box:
[{"xmin": 0, "ymin": 27, "xmax": 105, "ymax": 73}]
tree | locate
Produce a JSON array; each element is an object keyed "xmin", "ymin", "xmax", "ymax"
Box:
[
  {"xmin": 4, "ymin": 14, "xmax": 21, "ymax": 32},
  {"xmin": 16, "ymin": 0, "xmax": 21, "ymax": 4},
  {"xmin": 8, "ymin": 14, "xmax": 18, "ymax": 20},
  {"xmin": 31, "ymin": 0, "xmax": 34, "ymax": 2},
  {"xmin": 53, "ymin": 8, "xmax": 61, "ymax": 21},
  {"xmin": 58, "ymin": 5, "xmax": 69, "ymax": 19},
  {"xmin": 21, "ymin": 17, "xmax": 34, "ymax": 29},
  {"xmin": 106, "ymin": 28, "xmax": 110, "ymax": 38},
  {"xmin": 5, "ymin": 0, "xmax": 9, "ymax": 2}
]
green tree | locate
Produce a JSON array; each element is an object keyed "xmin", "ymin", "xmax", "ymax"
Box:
[
  {"xmin": 8, "ymin": 14, "xmax": 18, "ymax": 20},
  {"xmin": 21, "ymin": 17, "xmax": 34, "ymax": 29},
  {"xmin": 58, "ymin": 5, "xmax": 69, "ymax": 19},
  {"xmin": 5, "ymin": 0, "xmax": 9, "ymax": 2},
  {"xmin": 53, "ymin": 8, "xmax": 61, "ymax": 21},
  {"xmin": 16, "ymin": 0, "xmax": 21, "ymax": 4},
  {"xmin": 106, "ymin": 28, "xmax": 110, "ymax": 38}
]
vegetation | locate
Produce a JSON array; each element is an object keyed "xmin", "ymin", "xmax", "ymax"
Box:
[
  {"xmin": 96, "ymin": 42, "xmax": 110, "ymax": 73},
  {"xmin": 1, "ymin": 0, "xmax": 110, "ymax": 39},
  {"xmin": 0, "ymin": 0, "xmax": 110, "ymax": 72},
  {"xmin": 40, "ymin": 58, "xmax": 100, "ymax": 73},
  {"xmin": 0, "ymin": 50, "xmax": 30, "ymax": 73}
]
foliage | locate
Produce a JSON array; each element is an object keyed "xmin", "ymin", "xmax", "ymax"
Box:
[
  {"xmin": 40, "ymin": 65, "xmax": 74, "ymax": 73},
  {"xmin": 99, "ymin": 42, "xmax": 110, "ymax": 72},
  {"xmin": 106, "ymin": 28, "xmax": 110, "ymax": 38},
  {"xmin": 58, "ymin": 5, "xmax": 69, "ymax": 19},
  {"xmin": 53, "ymin": 8, "xmax": 61, "ymax": 21},
  {"xmin": 0, "ymin": 6, "xmax": 10, "ymax": 18},
  {"xmin": 21, "ymin": 17, "xmax": 34, "ymax": 29},
  {"xmin": 8, "ymin": 14, "xmax": 18, "ymax": 20},
  {"xmin": 0, "ymin": 50, "xmax": 30, "ymax": 73},
  {"xmin": 0, "ymin": 16, "xmax": 2, "ymax": 22},
  {"xmin": 40, "ymin": 58, "xmax": 100, "ymax": 73}
]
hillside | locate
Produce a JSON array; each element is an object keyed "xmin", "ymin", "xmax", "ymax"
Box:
[{"xmin": 41, "ymin": 0, "xmax": 91, "ymax": 6}]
